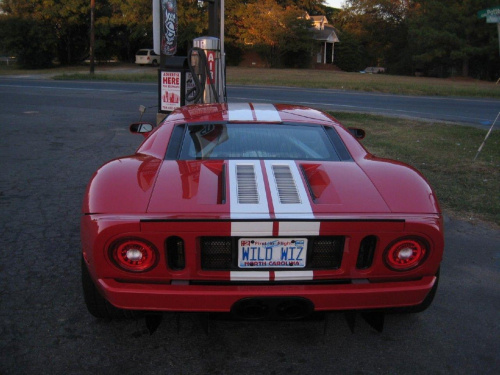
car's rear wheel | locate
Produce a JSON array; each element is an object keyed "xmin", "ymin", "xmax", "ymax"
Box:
[{"xmin": 81, "ymin": 257, "xmax": 139, "ymax": 319}]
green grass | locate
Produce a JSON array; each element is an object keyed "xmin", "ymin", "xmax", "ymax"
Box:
[
  {"xmin": 331, "ymin": 112, "xmax": 500, "ymax": 226},
  {"xmin": 227, "ymin": 67, "xmax": 500, "ymax": 98},
  {"xmin": 55, "ymin": 66, "xmax": 500, "ymax": 98},
  {"xmin": 0, "ymin": 64, "xmax": 90, "ymax": 76},
  {"xmin": 53, "ymin": 72, "xmax": 157, "ymax": 82}
]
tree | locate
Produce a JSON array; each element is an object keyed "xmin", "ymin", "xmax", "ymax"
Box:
[
  {"xmin": 409, "ymin": 0, "xmax": 500, "ymax": 79},
  {"xmin": 336, "ymin": 0, "xmax": 412, "ymax": 72},
  {"xmin": 44, "ymin": 0, "xmax": 90, "ymax": 64},
  {"xmin": 237, "ymin": 0, "xmax": 313, "ymax": 67},
  {"xmin": 335, "ymin": 0, "xmax": 500, "ymax": 79},
  {"xmin": 0, "ymin": 15, "xmax": 56, "ymax": 68},
  {"xmin": 177, "ymin": 0, "xmax": 207, "ymax": 55},
  {"xmin": 106, "ymin": 0, "xmax": 154, "ymax": 61},
  {"xmin": 0, "ymin": 0, "xmax": 59, "ymax": 68},
  {"xmin": 334, "ymin": 30, "xmax": 365, "ymax": 71},
  {"xmin": 277, "ymin": 0, "xmax": 326, "ymax": 14},
  {"xmin": 0, "ymin": 0, "xmax": 90, "ymax": 65}
]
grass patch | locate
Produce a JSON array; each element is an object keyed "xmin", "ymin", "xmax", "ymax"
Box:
[
  {"xmin": 53, "ymin": 72, "xmax": 157, "ymax": 82},
  {"xmin": 331, "ymin": 112, "xmax": 500, "ymax": 226},
  {"xmin": 227, "ymin": 67, "xmax": 500, "ymax": 98},
  {"xmin": 0, "ymin": 64, "xmax": 91, "ymax": 76}
]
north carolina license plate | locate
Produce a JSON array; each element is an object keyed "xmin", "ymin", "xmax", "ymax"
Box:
[{"xmin": 238, "ymin": 238, "xmax": 308, "ymax": 268}]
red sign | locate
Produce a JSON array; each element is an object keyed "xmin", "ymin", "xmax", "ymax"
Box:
[{"xmin": 206, "ymin": 50, "xmax": 216, "ymax": 85}]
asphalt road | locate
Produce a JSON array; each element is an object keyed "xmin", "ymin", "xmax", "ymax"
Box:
[
  {"xmin": 228, "ymin": 85, "xmax": 500, "ymax": 127},
  {"xmin": 0, "ymin": 77, "xmax": 499, "ymax": 126},
  {"xmin": 0, "ymin": 77, "xmax": 499, "ymax": 375}
]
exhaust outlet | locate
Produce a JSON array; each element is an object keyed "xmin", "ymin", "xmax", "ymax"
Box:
[
  {"xmin": 275, "ymin": 299, "xmax": 313, "ymax": 320},
  {"xmin": 231, "ymin": 297, "xmax": 314, "ymax": 320},
  {"xmin": 231, "ymin": 298, "xmax": 270, "ymax": 320}
]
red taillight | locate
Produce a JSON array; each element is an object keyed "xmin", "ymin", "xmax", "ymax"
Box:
[
  {"xmin": 110, "ymin": 238, "xmax": 158, "ymax": 272},
  {"xmin": 384, "ymin": 237, "xmax": 428, "ymax": 271}
]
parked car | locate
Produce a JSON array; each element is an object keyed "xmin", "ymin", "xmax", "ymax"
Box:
[
  {"xmin": 81, "ymin": 103, "xmax": 444, "ymax": 321},
  {"xmin": 135, "ymin": 49, "xmax": 159, "ymax": 66},
  {"xmin": 360, "ymin": 67, "xmax": 386, "ymax": 74}
]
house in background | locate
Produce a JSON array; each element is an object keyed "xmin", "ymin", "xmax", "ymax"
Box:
[
  {"xmin": 238, "ymin": 11, "xmax": 340, "ymax": 69},
  {"xmin": 306, "ymin": 13, "xmax": 340, "ymax": 66}
]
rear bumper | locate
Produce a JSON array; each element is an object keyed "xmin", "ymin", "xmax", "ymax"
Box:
[{"xmin": 98, "ymin": 276, "xmax": 436, "ymax": 312}]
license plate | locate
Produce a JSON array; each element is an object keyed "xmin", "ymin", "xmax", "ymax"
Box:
[{"xmin": 238, "ymin": 238, "xmax": 308, "ymax": 268}]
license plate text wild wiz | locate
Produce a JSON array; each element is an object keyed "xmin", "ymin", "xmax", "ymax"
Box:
[{"xmin": 238, "ymin": 238, "xmax": 308, "ymax": 268}]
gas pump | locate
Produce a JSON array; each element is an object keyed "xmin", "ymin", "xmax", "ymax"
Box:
[
  {"xmin": 153, "ymin": 0, "xmax": 226, "ymax": 123},
  {"xmin": 188, "ymin": 37, "xmax": 224, "ymax": 104}
]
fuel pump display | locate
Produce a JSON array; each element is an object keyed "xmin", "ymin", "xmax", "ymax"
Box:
[
  {"xmin": 187, "ymin": 37, "xmax": 223, "ymax": 105},
  {"xmin": 155, "ymin": 0, "xmax": 226, "ymax": 120}
]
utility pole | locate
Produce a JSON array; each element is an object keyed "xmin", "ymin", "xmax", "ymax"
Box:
[{"xmin": 90, "ymin": 0, "xmax": 95, "ymax": 75}]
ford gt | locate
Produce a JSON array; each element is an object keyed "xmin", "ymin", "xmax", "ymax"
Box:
[{"xmin": 81, "ymin": 103, "xmax": 444, "ymax": 321}]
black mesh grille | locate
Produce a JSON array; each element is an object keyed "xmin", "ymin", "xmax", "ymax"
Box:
[
  {"xmin": 200, "ymin": 237, "xmax": 233, "ymax": 270},
  {"xmin": 309, "ymin": 237, "xmax": 344, "ymax": 269},
  {"xmin": 200, "ymin": 236, "xmax": 344, "ymax": 270}
]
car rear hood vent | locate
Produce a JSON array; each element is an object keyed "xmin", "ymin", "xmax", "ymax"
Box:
[
  {"xmin": 236, "ymin": 164, "xmax": 260, "ymax": 204},
  {"xmin": 271, "ymin": 164, "xmax": 301, "ymax": 204}
]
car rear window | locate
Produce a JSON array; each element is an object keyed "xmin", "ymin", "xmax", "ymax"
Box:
[
  {"xmin": 136, "ymin": 50, "xmax": 148, "ymax": 55},
  {"xmin": 169, "ymin": 123, "xmax": 350, "ymax": 161}
]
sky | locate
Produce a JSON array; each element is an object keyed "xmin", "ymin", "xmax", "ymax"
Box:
[{"xmin": 325, "ymin": 0, "xmax": 345, "ymax": 8}]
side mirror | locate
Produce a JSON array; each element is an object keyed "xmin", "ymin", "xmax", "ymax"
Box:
[
  {"xmin": 130, "ymin": 122, "xmax": 154, "ymax": 137},
  {"xmin": 348, "ymin": 127, "xmax": 366, "ymax": 140}
]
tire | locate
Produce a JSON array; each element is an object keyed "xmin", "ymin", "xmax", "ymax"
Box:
[
  {"xmin": 151, "ymin": 60, "xmax": 158, "ymax": 67},
  {"xmin": 388, "ymin": 268, "xmax": 440, "ymax": 314},
  {"xmin": 81, "ymin": 257, "xmax": 138, "ymax": 319}
]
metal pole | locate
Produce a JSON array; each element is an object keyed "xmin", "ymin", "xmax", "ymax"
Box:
[
  {"xmin": 208, "ymin": 0, "xmax": 219, "ymax": 38},
  {"xmin": 90, "ymin": 0, "xmax": 95, "ymax": 75},
  {"xmin": 474, "ymin": 111, "xmax": 499, "ymax": 160},
  {"xmin": 220, "ymin": 0, "xmax": 225, "ymax": 102}
]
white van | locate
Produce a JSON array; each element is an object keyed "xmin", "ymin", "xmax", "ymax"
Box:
[{"xmin": 135, "ymin": 49, "xmax": 159, "ymax": 66}]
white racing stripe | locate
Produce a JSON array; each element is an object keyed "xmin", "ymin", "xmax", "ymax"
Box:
[
  {"xmin": 230, "ymin": 271, "xmax": 270, "ymax": 281},
  {"xmin": 274, "ymin": 271, "xmax": 314, "ymax": 281},
  {"xmin": 279, "ymin": 221, "xmax": 320, "ymax": 236},
  {"xmin": 264, "ymin": 160, "xmax": 315, "ymax": 219},
  {"xmin": 229, "ymin": 160, "xmax": 270, "ymax": 219},
  {"xmin": 227, "ymin": 102, "xmax": 254, "ymax": 121},
  {"xmin": 231, "ymin": 221, "xmax": 273, "ymax": 236},
  {"xmin": 253, "ymin": 103, "xmax": 282, "ymax": 122}
]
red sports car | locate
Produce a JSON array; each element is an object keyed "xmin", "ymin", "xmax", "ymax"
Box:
[{"xmin": 81, "ymin": 103, "xmax": 444, "ymax": 321}]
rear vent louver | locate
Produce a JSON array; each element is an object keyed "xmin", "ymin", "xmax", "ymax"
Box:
[
  {"xmin": 272, "ymin": 165, "xmax": 301, "ymax": 204},
  {"xmin": 236, "ymin": 164, "xmax": 259, "ymax": 204},
  {"xmin": 166, "ymin": 236, "xmax": 185, "ymax": 270},
  {"xmin": 356, "ymin": 235, "xmax": 377, "ymax": 269}
]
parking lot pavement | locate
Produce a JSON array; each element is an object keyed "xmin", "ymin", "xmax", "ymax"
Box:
[{"xmin": 0, "ymin": 79, "xmax": 499, "ymax": 375}]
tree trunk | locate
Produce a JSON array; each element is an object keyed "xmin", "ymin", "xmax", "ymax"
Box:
[{"xmin": 462, "ymin": 58, "xmax": 469, "ymax": 77}]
